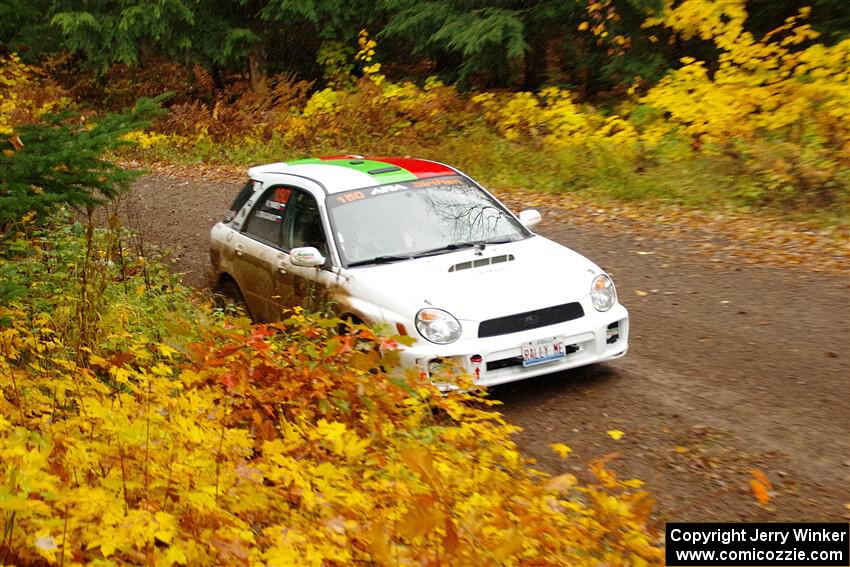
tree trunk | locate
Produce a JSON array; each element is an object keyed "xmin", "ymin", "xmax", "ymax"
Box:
[
  {"xmin": 248, "ymin": 42, "xmax": 268, "ymax": 95},
  {"xmin": 211, "ymin": 63, "xmax": 225, "ymax": 92}
]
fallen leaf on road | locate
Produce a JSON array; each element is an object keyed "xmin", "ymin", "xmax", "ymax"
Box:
[
  {"xmin": 636, "ymin": 251, "xmax": 655, "ymax": 255},
  {"xmin": 607, "ymin": 430, "xmax": 624, "ymax": 440},
  {"xmin": 634, "ymin": 290, "xmax": 649, "ymax": 296},
  {"xmin": 674, "ymin": 446, "xmax": 689, "ymax": 453},
  {"xmin": 751, "ymin": 479, "xmax": 771, "ymax": 505},
  {"xmin": 750, "ymin": 468, "xmax": 773, "ymax": 490},
  {"xmin": 550, "ymin": 443, "xmax": 572, "ymax": 459}
]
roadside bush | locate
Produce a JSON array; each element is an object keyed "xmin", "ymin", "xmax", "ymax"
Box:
[
  {"xmin": 0, "ymin": 53, "xmax": 71, "ymax": 136},
  {"xmin": 639, "ymin": 0, "xmax": 850, "ymax": 209},
  {"xmin": 0, "ymin": 223, "xmax": 663, "ymax": 566}
]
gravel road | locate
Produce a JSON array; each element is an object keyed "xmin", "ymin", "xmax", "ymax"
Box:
[{"xmin": 118, "ymin": 173, "xmax": 850, "ymax": 523}]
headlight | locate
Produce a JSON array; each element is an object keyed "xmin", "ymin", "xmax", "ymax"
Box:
[
  {"xmin": 415, "ymin": 308, "xmax": 462, "ymax": 344},
  {"xmin": 590, "ymin": 274, "xmax": 616, "ymax": 312}
]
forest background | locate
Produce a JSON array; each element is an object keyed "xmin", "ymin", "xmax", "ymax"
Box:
[{"xmin": 2, "ymin": 0, "xmax": 849, "ymax": 220}]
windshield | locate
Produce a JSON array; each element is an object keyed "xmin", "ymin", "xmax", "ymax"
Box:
[{"xmin": 326, "ymin": 175, "xmax": 530, "ymax": 267}]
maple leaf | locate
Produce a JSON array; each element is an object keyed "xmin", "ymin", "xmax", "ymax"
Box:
[{"xmin": 399, "ymin": 496, "xmax": 441, "ymax": 539}]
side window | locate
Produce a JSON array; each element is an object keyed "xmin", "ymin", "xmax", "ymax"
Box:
[
  {"xmin": 242, "ymin": 186, "xmax": 293, "ymax": 246},
  {"xmin": 282, "ymin": 191, "xmax": 329, "ymax": 258},
  {"xmin": 226, "ymin": 179, "xmax": 257, "ymax": 222}
]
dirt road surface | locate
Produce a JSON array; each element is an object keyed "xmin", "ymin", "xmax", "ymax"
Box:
[{"xmin": 119, "ymin": 173, "xmax": 849, "ymax": 523}]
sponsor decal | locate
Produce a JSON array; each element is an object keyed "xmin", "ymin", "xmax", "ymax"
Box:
[
  {"xmin": 370, "ymin": 184, "xmax": 408, "ymax": 195},
  {"xmin": 255, "ymin": 210, "xmax": 282, "ymax": 222},
  {"xmin": 334, "ymin": 191, "xmax": 366, "ymax": 205},
  {"xmin": 411, "ymin": 177, "xmax": 464, "ymax": 187},
  {"xmin": 328, "ymin": 176, "xmax": 472, "ymax": 208}
]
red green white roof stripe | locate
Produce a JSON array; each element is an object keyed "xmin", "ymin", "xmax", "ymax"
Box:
[
  {"xmin": 247, "ymin": 156, "xmax": 458, "ymax": 193},
  {"xmin": 286, "ymin": 155, "xmax": 456, "ymax": 183}
]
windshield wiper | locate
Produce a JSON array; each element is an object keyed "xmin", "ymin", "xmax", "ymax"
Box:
[
  {"xmin": 412, "ymin": 242, "xmax": 478, "ymax": 258},
  {"xmin": 413, "ymin": 238, "xmax": 516, "ymax": 259},
  {"xmin": 347, "ymin": 255, "xmax": 412, "ymax": 267}
]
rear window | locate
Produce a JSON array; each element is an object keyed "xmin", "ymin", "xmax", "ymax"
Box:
[{"xmin": 225, "ymin": 179, "xmax": 258, "ymax": 222}]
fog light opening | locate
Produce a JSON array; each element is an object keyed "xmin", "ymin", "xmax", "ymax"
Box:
[{"xmin": 606, "ymin": 322, "xmax": 620, "ymax": 344}]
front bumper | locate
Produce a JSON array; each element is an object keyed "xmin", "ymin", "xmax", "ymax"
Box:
[{"xmin": 398, "ymin": 303, "xmax": 628, "ymax": 387}]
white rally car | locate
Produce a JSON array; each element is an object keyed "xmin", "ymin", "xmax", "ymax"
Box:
[{"xmin": 210, "ymin": 155, "xmax": 628, "ymax": 387}]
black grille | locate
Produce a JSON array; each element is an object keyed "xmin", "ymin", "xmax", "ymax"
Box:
[{"xmin": 478, "ymin": 302, "xmax": 584, "ymax": 338}]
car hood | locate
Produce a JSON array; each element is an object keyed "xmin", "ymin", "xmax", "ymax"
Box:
[{"xmin": 343, "ymin": 236, "xmax": 602, "ymax": 322}]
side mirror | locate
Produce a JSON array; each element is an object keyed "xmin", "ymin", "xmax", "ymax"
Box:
[
  {"xmin": 518, "ymin": 209, "xmax": 542, "ymax": 228},
  {"xmin": 289, "ymin": 247, "xmax": 326, "ymax": 267}
]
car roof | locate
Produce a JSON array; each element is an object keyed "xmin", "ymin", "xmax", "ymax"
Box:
[{"xmin": 247, "ymin": 155, "xmax": 460, "ymax": 194}]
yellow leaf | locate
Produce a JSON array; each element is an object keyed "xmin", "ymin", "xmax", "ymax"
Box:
[
  {"xmin": 607, "ymin": 429, "xmax": 624, "ymax": 440},
  {"xmin": 550, "ymin": 443, "xmax": 572, "ymax": 459},
  {"xmin": 88, "ymin": 354, "xmax": 110, "ymax": 368},
  {"xmin": 151, "ymin": 362, "xmax": 172, "ymax": 377},
  {"xmin": 154, "ymin": 511, "xmax": 177, "ymax": 544},
  {"xmin": 112, "ymin": 367, "xmax": 133, "ymax": 384},
  {"xmin": 634, "ymin": 289, "xmax": 649, "ymax": 296},
  {"xmin": 157, "ymin": 343, "xmax": 178, "ymax": 359},
  {"xmin": 673, "ymin": 446, "xmax": 689, "ymax": 453},
  {"xmin": 399, "ymin": 497, "xmax": 441, "ymax": 539},
  {"xmin": 164, "ymin": 544, "xmax": 188, "ymax": 565}
]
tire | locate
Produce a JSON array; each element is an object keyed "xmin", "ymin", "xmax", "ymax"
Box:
[
  {"xmin": 336, "ymin": 313, "xmax": 363, "ymax": 336},
  {"xmin": 213, "ymin": 277, "xmax": 251, "ymax": 318}
]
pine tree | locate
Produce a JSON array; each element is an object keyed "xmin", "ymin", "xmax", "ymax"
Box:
[{"xmin": 0, "ymin": 97, "xmax": 163, "ymax": 236}]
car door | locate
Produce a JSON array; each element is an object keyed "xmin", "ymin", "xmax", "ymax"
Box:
[
  {"xmin": 232, "ymin": 184, "xmax": 294, "ymax": 321},
  {"xmin": 274, "ymin": 188, "xmax": 336, "ymax": 314}
]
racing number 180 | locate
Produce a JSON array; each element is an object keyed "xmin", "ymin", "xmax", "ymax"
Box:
[{"xmin": 336, "ymin": 191, "xmax": 365, "ymax": 205}]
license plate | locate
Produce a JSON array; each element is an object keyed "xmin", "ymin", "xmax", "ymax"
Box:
[{"xmin": 521, "ymin": 336, "xmax": 567, "ymax": 367}]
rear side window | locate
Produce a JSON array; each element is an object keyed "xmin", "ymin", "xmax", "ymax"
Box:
[
  {"xmin": 241, "ymin": 186, "xmax": 293, "ymax": 246},
  {"xmin": 225, "ymin": 179, "xmax": 258, "ymax": 222}
]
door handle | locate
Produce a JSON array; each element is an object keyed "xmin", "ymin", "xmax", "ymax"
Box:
[
  {"xmin": 235, "ymin": 243, "xmax": 244, "ymax": 257},
  {"xmin": 277, "ymin": 254, "xmax": 288, "ymax": 274}
]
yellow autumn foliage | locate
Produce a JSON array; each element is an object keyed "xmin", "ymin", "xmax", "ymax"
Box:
[
  {"xmin": 0, "ymin": 54, "xmax": 70, "ymax": 136},
  {"xmin": 641, "ymin": 1, "xmax": 849, "ymax": 146},
  {"xmin": 0, "ymin": 224, "xmax": 663, "ymax": 565}
]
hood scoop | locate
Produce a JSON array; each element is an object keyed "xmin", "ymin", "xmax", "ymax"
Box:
[{"xmin": 449, "ymin": 254, "xmax": 515, "ymax": 272}]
